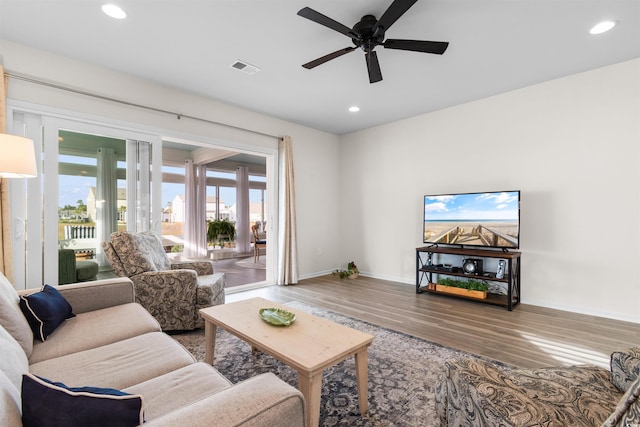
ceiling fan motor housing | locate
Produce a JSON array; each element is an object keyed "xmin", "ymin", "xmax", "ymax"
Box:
[{"xmin": 352, "ymin": 15, "xmax": 385, "ymax": 51}]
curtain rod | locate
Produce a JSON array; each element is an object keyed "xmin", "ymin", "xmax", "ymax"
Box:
[{"xmin": 4, "ymin": 71, "xmax": 281, "ymax": 140}]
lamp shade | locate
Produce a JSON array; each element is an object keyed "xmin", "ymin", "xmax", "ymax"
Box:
[{"xmin": 0, "ymin": 133, "xmax": 38, "ymax": 178}]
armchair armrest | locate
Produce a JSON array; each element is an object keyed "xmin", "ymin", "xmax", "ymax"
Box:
[
  {"xmin": 131, "ymin": 270, "xmax": 198, "ymax": 331},
  {"xmin": 143, "ymin": 373, "xmax": 305, "ymax": 427},
  {"xmin": 601, "ymin": 375, "xmax": 640, "ymax": 427},
  {"xmin": 18, "ymin": 278, "xmax": 135, "ymax": 314},
  {"xmin": 610, "ymin": 347, "xmax": 640, "ymax": 392},
  {"xmin": 171, "ymin": 260, "xmax": 214, "ymax": 276}
]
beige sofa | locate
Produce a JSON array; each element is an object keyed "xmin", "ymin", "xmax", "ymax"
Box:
[{"xmin": 0, "ymin": 274, "xmax": 305, "ymax": 426}]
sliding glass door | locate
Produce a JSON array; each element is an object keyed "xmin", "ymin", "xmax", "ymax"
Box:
[{"xmin": 10, "ymin": 113, "xmax": 161, "ymax": 289}]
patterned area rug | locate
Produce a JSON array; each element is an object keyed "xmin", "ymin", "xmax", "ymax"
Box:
[{"xmin": 171, "ymin": 301, "xmax": 504, "ymax": 427}]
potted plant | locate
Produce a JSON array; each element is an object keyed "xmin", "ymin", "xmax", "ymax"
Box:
[
  {"xmin": 207, "ymin": 219, "xmax": 236, "ymax": 246},
  {"xmin": 435, "ymin": 277, "xmax": 488, "ymax": 299},
  {"xmin": 333, "ymin": 261, "xmax": 359, "ymax": 279}
]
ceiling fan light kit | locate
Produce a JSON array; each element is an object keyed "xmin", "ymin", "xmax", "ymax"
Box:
[{"xmin": 298, "ymin": 0, "xmax": 449, "ymax": 83}]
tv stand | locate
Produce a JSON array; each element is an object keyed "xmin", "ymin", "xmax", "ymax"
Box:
[{"xmin": 416, "ymin": 246, "xmax": 521, "ymax": 310}]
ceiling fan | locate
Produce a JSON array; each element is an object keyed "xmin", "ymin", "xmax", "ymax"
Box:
[{"xmin": 297, "ymin": 0, "xmax": 449, "ymax": 84}]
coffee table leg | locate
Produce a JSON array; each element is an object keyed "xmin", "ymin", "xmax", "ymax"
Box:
[
  {"xmin": 355, "ymin": 348, "xmax": 369, "ymax": 414},
  {"xmin": 204, "ymin": 321, "xmax": 217, "ymax": 365},
  {"xmin": 297, "ymin": 372, "xmax": 322, "ymax": 427}
]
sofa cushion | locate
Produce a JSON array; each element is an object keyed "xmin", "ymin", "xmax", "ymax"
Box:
[
  {"xmin": 29, "ymin": 303, "xmax": 161, "ymax": 364},
  {"xmin": 124, "ymin": 363, "xmax": 231, "ymax": 420},
  {"xmin": 0, "ymin": 369, "xmax": 21, "ymax": 427},
  {"xmin": 0, "ymin": 324, "xmax": 29, "ymax": 392},
  {"xmin": 19, "ymin": 284, "xmax": 75, "ymax": 341},
  {"xmin": 110, "ymin": 231, "xmax": 171, "ymax": 276},
  {"xmin": 0, "ymin": 272, "xmax": 33, "ymax": 357},
  {"xmin": 29, "ymin": 332, "xmax": 195, "ymax": 390},
  {"xmin": 611, "ymin": 347, "xmax": 640, "ymax": 392},
  {"xmin": 22, "ymin": 373, "xmax": 144, "ymax": 427}
]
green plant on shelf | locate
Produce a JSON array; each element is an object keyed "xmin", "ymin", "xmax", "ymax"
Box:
[{"xmin": 438, "ymin": 277, "xmax": 488, "ymax": 292}]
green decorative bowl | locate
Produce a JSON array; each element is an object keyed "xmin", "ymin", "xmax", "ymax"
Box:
[{"xmin": 259, "ymin": 308, "xmax": 296, "ymax": 326}]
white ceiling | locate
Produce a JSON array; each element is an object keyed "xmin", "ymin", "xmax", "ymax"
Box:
[{"xmin": 1, "ymin": 0, "xmax": 639, "ymax": 135}]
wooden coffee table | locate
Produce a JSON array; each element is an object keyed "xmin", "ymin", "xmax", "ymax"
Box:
[{"xmin": 199, "ymin": 297, "xmax": 374, "ymax": 427}]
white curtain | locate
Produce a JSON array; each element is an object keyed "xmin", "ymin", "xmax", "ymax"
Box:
[
  {"xmin": 125, "ymin": 140, "xmax": 151, "ymax": 232},
  {"xmin": 277, "ymin": 136, "xmax": 298, "ymax": 285},
  {"xmin": 96, "ymin": 147, "xmax": 117, "ymax": 267},
  {"xmin": 235, "ymin": 165, "xmax": 250, "ymax": 253},
  {"xmin": 184, "ymin": 160, "xmax": 207, "ymax": 258}
]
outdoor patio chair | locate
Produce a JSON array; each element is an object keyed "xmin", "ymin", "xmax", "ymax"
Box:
[{"xmin": 252, "ymin": 224, "xmax": 266, "ymax": 262}]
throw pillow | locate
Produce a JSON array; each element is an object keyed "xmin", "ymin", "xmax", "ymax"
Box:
[
  {"xmin": 19, "ymin": 285, "xmax": 75, "ymax": 341},
  {"xmin": 22, "ymin": 373, "xmax": 144, "ymax": 427},
  {"xmin": 0, "ymin": 273, "xmax": 34, "ymax": 357}
]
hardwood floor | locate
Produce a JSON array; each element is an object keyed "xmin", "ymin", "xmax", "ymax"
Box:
[
  {"xmin": 226, "ymin": 274, "xmax": 639, "ymax": 370},
  {"xmin": 211, "ymin": 256, "xmax": 265, "ymax": 288}
]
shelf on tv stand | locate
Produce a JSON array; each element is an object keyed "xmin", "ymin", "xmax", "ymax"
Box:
[{"xmin": 415, "ymin": 246, "xmax": 521, "ymax": 310}]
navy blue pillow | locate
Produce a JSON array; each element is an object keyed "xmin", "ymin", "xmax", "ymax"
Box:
[
  {"xmin": 21, "ymin": 373, "xmax": 144, "ymax": 427},
  {"xmin": 19, "ymin": 284, "xmax": 75, "ymax": 341}
]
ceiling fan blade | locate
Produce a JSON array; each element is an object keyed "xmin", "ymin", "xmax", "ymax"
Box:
[
  {"xmin": 384, "ymin": 39, "xmax": 449, "ymax": 54},
  {"xmin": 302, "ymin": 46, "xmax": 357, "ymax": 69},
  {"xmin": 297, "ymin": 7, "xmax": 356, "ymax": 38},
  {"xmin": 373, "ymin": 0, "xmax": 418, "ymax": 33},
  {"xmin": 366, "ymin": 51, "xmax": 383, "ymax": 83}
]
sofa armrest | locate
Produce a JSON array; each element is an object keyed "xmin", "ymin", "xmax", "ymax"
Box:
[
  {"xmin": 143, "ymin": 373, "xmax": 305, "ymax": 427},
  {"xmin": 171, "ymin": 260, "xmax": 214, "ymax": 276},
  {"xmin": 18, "ymin": 278, "xmax": 135, "ymax": 314}
]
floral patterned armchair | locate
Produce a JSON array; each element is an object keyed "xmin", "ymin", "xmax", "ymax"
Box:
[
  {"xmin": 102, "ymin": 231, "xmax": 225, "ymax": 331},
  {"xmin": 435, "ymin": 347, "xmax": 640, "ymax": 427}
]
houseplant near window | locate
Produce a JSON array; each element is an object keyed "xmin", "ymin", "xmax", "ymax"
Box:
[{"xmin": 207, "ymin": 219, "xmax": 236, "ymax": 247}]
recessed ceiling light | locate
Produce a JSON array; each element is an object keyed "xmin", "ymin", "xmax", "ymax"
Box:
[
  {"xmin": 589, "ymin": 20, "xmax": 616, "ymax": 35},
  {"xmin": 348, "ymin": 106, "xmax": 360, "ymax": 113},
  {"xmin": 102, "ymin": 4, "xmax": 127, "ymax": 19}
]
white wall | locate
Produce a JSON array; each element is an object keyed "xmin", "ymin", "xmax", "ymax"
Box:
[
  {"xmin": 3, "ymin": 39, "xmax": 639, "ymax": 322},
  {"xmin": 1, "ymin": 39, "xmax": 341, "ymax": 280},
  {"xmin": 340, "ymin": 58, "xmax": 640, "ymax": 323}
]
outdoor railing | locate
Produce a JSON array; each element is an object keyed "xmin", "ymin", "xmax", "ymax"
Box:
[{"xmin": 63, "ymin": 225, "xmax": 96, "ymax": 240}]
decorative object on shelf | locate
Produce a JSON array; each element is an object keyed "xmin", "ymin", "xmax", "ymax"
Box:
[
  {"xmin": 462, "ymin": 258, "xmax": 483, "ymax": 275},
  {"xmin": 333, "ymin": 261, "xmax": 359, "ymax": 279},
  {"xmin": 259, "ymin": 308, "xmax": 296, "ymax": 326},
  {"xmin": 496, "ymin": 259, "xmax": 506, "ymax": 279},
  {"xmin": 436, "ymin": 278, "xmax": 488, "ymax": 299}
]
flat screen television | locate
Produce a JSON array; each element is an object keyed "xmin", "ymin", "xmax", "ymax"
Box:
[{"xmin": 423, "ymin": 190, "xmax": 520, "ymax": 249}]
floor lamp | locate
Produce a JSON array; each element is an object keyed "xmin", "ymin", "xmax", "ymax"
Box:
[{"xmin": 0, "ymin": 133, "xmax": 38, "ymax": 286}]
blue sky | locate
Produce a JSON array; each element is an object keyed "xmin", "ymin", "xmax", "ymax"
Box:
[
  {"xmin": 59, "ymin": 175, "xmax": 260, "ymax": 208},
  {"xmin": 424, "ymin": 191, "xmax": 519, "ymax": 221}
]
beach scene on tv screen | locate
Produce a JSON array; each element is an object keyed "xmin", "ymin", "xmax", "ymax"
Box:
[{"xmin": 424, "ymin": 191, "xmax": 520, "ymax": 248}]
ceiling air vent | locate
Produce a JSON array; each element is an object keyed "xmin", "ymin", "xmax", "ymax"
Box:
[{"xmin": 230, "ymin": 60, "xmax": 261, "ymax": 75}]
